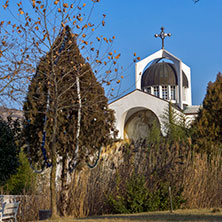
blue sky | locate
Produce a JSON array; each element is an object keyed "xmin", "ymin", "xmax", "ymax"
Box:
[
  {"xmin": 92, "ymin": 0, "xmax": 222, "ymax": 105},
  {"xmin": 1, "ymin": 0, "xmax": 221, "ymax": 107}
]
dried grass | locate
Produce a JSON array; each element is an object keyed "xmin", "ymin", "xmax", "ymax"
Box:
[
  {"xmin": 183, "ymin": 153, "xmax": 222, "ymax": 208},
  {"xmin": 63, "ymin": 142, "xmax": 222, "ymax": 217},
  {"xmin": 12, "ymin": 142, "xmax": 222, "ymax": 220}
]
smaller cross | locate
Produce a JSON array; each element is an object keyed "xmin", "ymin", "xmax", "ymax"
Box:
[{"xmin": 154, "ymin": 27, "xmax": 171, "ymax": 49}]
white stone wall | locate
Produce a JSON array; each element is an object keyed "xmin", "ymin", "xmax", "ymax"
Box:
[
  {"xmin": 109, "ymin": 89, "xmax": 199, "ymax": 140},
  {"xmin": 109, "ymin": 90, "xmax": 169, "ymax": 139}
]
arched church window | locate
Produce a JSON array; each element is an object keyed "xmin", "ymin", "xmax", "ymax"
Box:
[
  {"xmin": 162, "ymin": 85, "xmax": 168, "ymax": 100},
  {"xmin": 154, "ymin": 86, "xmax": 159, "ymax": 97},
  {"xmin": 171, "ymin": 86, "xmax": 176, "ymax": 100}
]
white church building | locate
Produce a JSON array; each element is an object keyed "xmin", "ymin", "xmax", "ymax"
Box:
[{"xmin": 109, "ymin": 27, "xmax": 200, "ymax": 142}]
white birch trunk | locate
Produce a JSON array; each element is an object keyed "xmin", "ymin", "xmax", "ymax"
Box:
[{"xmin": 75, "ymin": 75, "xmax": 81, "ymax": 165}]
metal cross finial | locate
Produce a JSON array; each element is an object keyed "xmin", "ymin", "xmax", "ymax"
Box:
[{"xmin": 154, "ymin": 27, "xmax": 171, "ymax": 49}]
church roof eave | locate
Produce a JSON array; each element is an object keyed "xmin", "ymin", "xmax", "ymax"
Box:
[
  {"xmin": 108, "ymin": 89, "xmax": 182, "ymax": 113},
  {"xmin": 135, "ymin": 48, "xmax": 184, "ymax": 68}
]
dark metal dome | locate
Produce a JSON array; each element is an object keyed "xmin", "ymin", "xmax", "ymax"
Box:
[{"xmin": 141, "ymin": 62, "xmax": 188, "ymax": 88}]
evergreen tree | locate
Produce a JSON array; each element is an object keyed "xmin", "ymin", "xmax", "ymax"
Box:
[
  {"xmin": 192, "ymin": 72, "xmax": 222, "ymax": 154},
  {"xmin": 162, "ymin": 102, "xmax": 190, "ymax": 143},
  {"xmin": 4, "ymin": 150, "xmax": 36, "ymax": 194},
  {"xmin": 23, "ymin": 26, "xmax": 116, "ymax": 216},
  {"xmin": 0, "ymin": 117, "xmax": 19, "ymax": 186}
]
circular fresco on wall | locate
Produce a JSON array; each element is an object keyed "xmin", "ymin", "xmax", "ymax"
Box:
[{"xmin": 124, "ymin": 110, "xmax": 159, "ymax": 142}]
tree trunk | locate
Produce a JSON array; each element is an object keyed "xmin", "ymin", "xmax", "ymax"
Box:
[
  {"xmin": 74, "ymin": 75, "xmax": 81, "ymax": 163},
  {"xmin": 59, "ymin": 156, "xmax": 69, "ymax": 216},
  {"xmin": 50, "ymin": 111, "xmax": 58, "ymax": 218},
  {"xmin": 50, "ymin": 147, "xmax": 57, "ymax": 217},
  {"xmin": 59, "ymin": 75, "xmax": 81, "ymax": 216}
]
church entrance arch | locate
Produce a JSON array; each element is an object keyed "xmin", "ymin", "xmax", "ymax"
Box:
[{"xmin": 124, "ymin": 107, "xmax": 160, "ymax": 143}]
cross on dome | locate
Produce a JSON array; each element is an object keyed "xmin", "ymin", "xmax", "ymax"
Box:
[{"xmin": 154, "ymin": 27, "xmax": 171, "ymax": 49}]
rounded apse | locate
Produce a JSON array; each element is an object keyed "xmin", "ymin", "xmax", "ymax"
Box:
[{"xmin": 124, "ymin": 109, "xmax": 160, "ymax": 142}]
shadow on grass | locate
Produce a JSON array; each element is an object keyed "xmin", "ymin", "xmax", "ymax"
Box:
[{"xmin": 77, "ymin": 212, "xmax": 222, "ymax": 222}]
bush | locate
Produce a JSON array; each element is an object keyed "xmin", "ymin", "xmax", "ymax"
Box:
[
  {"xmin": 0, "ymin": 117, "xmax": 19, "ymax": 186},
  {"xmin": 108, "ymin": 174, "xmax": 150, "ymax": 214},
  {"xmin": 107, "ymin": 173, "xmax": 185, "ymax": 214},
  {"xmin": 4, "ymin": 150, "xmax": 36, "ymax": 194}
]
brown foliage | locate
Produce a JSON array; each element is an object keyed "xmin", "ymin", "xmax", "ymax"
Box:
[
  {"xmin": 183, "ymin": 153, "xmax": 222, "ymax": 208},
  {"xmin": 17, "ymin": 193, "xmax": 50, "ymax": 222},
  {"xmin": 60, "ymin": 141, "xmax": 222, "ymax": 217},
  {"xmin": 12, "ymin": 142, "xmax": 222, "ymax": 220},
  {"xmin": 59, "ymin": 141, "xmax": 189, "ymax": 216},
  {"xmin": 1, "ymin": 183, "xmax": 50, "ymax": 222}
]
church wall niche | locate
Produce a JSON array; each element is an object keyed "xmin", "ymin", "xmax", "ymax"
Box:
[{"xmin": 124, "ymin": 108, "xmax": 160, "ymax": 143}]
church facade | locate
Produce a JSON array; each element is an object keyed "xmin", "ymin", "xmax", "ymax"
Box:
[{"xmin": 109, "ymin": 28, "xmax": 200, "ymax": 142}]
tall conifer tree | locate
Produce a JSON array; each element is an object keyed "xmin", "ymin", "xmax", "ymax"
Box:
[
  {"xmin": 23, "ymin": 26, "xmax": 116, "ymax": 216},
  {"xmin": 192, "ymin": 72, "xmax": 222, "ymax": 154}
]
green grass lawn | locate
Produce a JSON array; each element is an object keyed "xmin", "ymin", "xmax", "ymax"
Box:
[{"xmin": 33, "ymin": 209, "xmax": 222, "ymax": 222}]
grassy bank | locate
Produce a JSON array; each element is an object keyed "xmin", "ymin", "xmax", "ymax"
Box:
[{"xmin": 33, "ymin": 209, "xmax": 222, "ymax": 222}]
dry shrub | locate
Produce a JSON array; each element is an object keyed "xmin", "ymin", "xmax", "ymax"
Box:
[
  {"xmin": 62, "ymin": 141, "xmax": 222, "ymax": 217},
  {"xmin": 64, "ymin": 144, "xmax": 122, "ymax": 217},
  {"xmin": 64, "ymin": 141, "xmax": 190, "ymax": 217},
  {"xmin": 0, "ymin": 190, "xmax": 50, "ymax": 222},
  {"xmin": 0, "ymin": 171, "xmax": 51, "ymax": 222},
  {"xmin": 65, "ymin": 168, "xmax": 91, "ymax": 217},
  {"xmin": 17, "ymin": 192, "xmax": 50, "ymax": 222},
  {"xmin": 15, "ymin": 142, "xmax": 221, "ymax": 220},
  {"xmin": 183, "ymin": 152, "xmax": 222, "ymax": 208},
  {"xmin": 16, "ymin": 170, "xmax": 51, "ymax": 221}
]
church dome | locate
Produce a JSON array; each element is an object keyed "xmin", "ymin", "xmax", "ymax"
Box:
[{"xmin": 141, "ymin": 62, "xmax": 188, "ymax": 88}]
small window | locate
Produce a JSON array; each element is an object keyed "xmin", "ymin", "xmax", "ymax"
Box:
[
  {"xmin": 154, "ymin": 86, "xmax": 159, "ymax": 97},
  {"xmin": 171, "ymin": 86, "xmax": 176, "ymax": 100},
  {"xmin": 162, "ymin": 85, "xmax": 168, "ymax": 100},
  {"xmin": 146, "ymin": 87, "xmax": 151, "ymax": 94}
]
